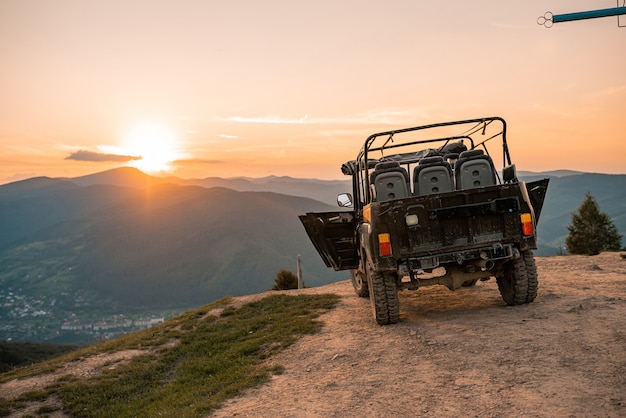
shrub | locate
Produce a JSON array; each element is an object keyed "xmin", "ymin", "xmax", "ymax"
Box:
[
  {"xmin": 565, "ymin": 192, "xmax": 622, "ymax": 255},
  {"xmin": 272, "ymin": 269, "xmax": 299, "ymax": 290}
]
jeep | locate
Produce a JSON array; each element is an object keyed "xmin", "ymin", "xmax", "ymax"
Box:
[{"xmin": 299, "ymin": 117, "xmax": 549, "ymax": 324}]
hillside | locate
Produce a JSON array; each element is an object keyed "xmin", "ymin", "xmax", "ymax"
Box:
[
  {"xmin": 1, "ymin": 253, "xmax": 624, "ymax": 417},
  {"xmin": 68, "ymin": 167, "xmax": 626, "ymax": 255},
  {"xmin": 1, "ymin": 167, "xmax": 624, "ymax": 343},
  {"xmin": 0, "ymin": 174, "xmax": 345, "ymax": 343},
  {"xmin": 32, "ymin": 166, "xmax": 626, "ymax": 256}
]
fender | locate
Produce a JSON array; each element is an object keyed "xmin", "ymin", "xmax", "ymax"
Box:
[{"xmin": 357, "ymin": 222, "xmax": 373, "ymax": 265}]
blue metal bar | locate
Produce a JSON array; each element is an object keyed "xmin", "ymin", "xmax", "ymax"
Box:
[{"xmin": 553, "ymin": 7, "xmax": 626, "ymax": 23}]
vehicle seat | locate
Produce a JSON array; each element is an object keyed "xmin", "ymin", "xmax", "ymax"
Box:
[
  {"xmin": 454, "ymin": 149, "xmax": 497, "ymax": 190},
  {"xmin": 370, "ymin": 161, "xmax": 410, "ymax": 201},
  {"xmin": 413, "ymin": 156, "xmax": 454, "ymax": 195}
]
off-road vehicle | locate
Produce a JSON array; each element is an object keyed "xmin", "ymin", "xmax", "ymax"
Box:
[{"xmin": 299, "ymin": 117, "xmax": 549, "ymax": 324}]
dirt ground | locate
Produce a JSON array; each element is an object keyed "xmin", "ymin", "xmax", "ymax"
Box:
[
  {"xmin": 212, "ymin": 253, "xmax": 626, "ymax": 417},
  {"xmin": 2, "ymin": 253, "xmax": 625, "ymax": 417}
]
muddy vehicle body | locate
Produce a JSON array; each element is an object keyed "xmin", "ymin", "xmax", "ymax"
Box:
[{"xmin": 300, "ymin": 117, "xmax": 549, "ymax": 324}]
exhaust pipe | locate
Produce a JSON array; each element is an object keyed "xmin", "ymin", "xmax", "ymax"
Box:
[{"xmin": 475, "ymin": 259, "xmax": 495, "ymax": 270}]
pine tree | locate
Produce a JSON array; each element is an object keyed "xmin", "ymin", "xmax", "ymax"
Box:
[
  {"xmin": 272, "ymin": 269, "xmax": 299, "ymax": 290},
  {"xmin": 565, "ymin": 192, "xmax": 622, "ymax": 255}
]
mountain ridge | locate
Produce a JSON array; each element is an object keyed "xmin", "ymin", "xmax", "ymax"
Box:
[
  {"xmin": 1, "ymin": 167, "xmax": 624, "ymax": 342},
  {"xmin": 0, "ymin": 173, "xmax": 344, "ymax": 342}
]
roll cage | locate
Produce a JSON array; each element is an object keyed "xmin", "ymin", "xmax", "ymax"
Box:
[{"xmin": 345, "ymin": 117, "xmax": 513, "ymax": 211}]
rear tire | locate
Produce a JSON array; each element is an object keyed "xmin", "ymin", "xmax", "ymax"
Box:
[
  {"xmin": 496, "ymin": 256, "xmax": 528, "ymax": 305},
  {"xmin": 522, "ymin": 250, "xmax": 538, "ymax": 303},
  {"xmin": 367, "ymin": 262, "xmax": 400, "ymax": 325}
]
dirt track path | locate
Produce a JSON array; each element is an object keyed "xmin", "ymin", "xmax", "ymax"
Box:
[{"xmin": 212, "ymin": 253, "xmax": 626, "ymax": 417}]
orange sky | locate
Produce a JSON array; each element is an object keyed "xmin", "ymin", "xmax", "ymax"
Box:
[{"xmin": 1, "ymin": 0, "xmax": 625, "ymax": 184}]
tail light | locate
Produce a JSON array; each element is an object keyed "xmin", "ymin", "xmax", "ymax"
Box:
[
  {"xmin": 378, "ymin": 233, "xmax": 392, "ymax": 256},
  {"xmin": 520, "ymin": 213, "xmax": 534, "ymax": 236}
]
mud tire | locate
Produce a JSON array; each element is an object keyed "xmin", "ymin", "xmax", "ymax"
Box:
[
  {"xmin": 350, "ymin": 269, "xmax": 369, "ymax": 298},
  {"xmin": 497, "ymin": 256, "xmax": 529, "ymax": 305},
  {"xmin": 522, "ymin": 250, "xmax": 538, "ymax": 303},
  {"xmin": 367, "ymin": 263, "xmax": 400, "ymax": 325}
]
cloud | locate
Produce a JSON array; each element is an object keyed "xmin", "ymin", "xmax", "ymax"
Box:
[
  {"xmin": 225, "ymin": 115, "xmax": 308, "ymax": 124},
  {"xmin": 65, "ymin": 150, "xmax": 141, "ymax": 162},
  {"xmin": 222, "ymin": 108, "xmax": 436, "ymax": 127},
  {"xmin": 595, "ymin": 84, "xmax": 626, "ymax": 98},
  {"xmin": 173, "ymin": 158, "xmax": 224, "ymax": 165},
  {"xmin": 219, "ymin": 134, "xmax": 239, "ymax": 139}
]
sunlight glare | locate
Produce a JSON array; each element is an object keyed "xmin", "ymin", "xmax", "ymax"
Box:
[{"xmin": 123, "ymin": 123, "xmax": 180, "ymax": 173}]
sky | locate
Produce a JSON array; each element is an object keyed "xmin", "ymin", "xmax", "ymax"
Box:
[{"xmin": 1, "ymin": 0, "xmax": 625, "ymax": 184}]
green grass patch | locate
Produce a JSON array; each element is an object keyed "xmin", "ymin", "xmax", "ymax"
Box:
[{"xmin": 2, "ymin": 293, "xmax": 339, "ymax": 417}]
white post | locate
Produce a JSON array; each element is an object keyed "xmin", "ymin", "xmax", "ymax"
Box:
[{"xmin": 297, "ymin": 255, "xmax": 303, "ymax": 289}]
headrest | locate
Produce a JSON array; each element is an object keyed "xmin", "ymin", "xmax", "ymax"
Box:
[
  {"xmin": 374, "ymin": 161, "xmax": 401, "ymax": 170},
  {"xmin": 419, "ymin": 156, "xmax": 445, "ymax": 165},
  {"xmin": 458, "ymin": 149, "xmax": 485, "ymax": 159}
]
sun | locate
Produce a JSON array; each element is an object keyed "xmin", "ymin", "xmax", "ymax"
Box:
[{"xmin": 123, "ymin": 122, "xmax": 180, "ymax": 173}]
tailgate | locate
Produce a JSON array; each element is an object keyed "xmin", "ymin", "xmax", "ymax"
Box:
[
  {"xmin": 299, "ymin": 211, "xmax": 359, "ymax": 271},
  {"xmin": 372, "ymin": 183, "xmax": 534, "ymax": 258}
]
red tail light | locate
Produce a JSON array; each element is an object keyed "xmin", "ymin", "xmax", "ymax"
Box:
[
  {"xmin": 378, "ymin": 233, "xmax": 392, "ymax": 256},
  {"xmin": 521, "ymin": 213, "xmax": 534, "ymax": 236}
]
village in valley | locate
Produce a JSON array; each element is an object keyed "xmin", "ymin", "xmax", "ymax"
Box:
[{"xmin": 0, "ymin": 287, "xmax": 167, "ymax": 343}]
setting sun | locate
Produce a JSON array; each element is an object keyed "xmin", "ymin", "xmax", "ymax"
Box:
[{"xmin": 123, "ymin": 123, "xmax": 180, "ymax": 173}]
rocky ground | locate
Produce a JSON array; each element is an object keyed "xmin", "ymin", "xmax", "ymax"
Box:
[
  {"xmin": 2, "ymin": 253, "xmax": 625, "ymax": 417},
  {"xmin": 213, "ymin": 252, "xmax": 626, "ymax": 417}
]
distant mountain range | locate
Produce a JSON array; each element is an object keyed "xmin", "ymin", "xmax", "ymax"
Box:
[
  {"xmin": 0, "ymin": 167, "xmax": 624, "ymax": 342},
  {"xmin": 0, "ymin": 169, "xmax": 346, "ymax": 342},
  {"xmin": 66, "ymin": 167, "xmax": 351, "ymax": 207}
]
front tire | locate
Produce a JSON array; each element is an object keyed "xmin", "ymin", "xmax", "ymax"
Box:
[
  {"xmin": 350, "ymin": 268, "xmax": 369, "ymax": 297},
  {"xmin": 367, "ymin": 262, "xmax": 400, "ymax": 325}
]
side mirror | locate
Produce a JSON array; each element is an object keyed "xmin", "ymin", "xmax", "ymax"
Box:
[{"xmin": 337, "ymin": 193, "xmax": 353, "ymax": 208}]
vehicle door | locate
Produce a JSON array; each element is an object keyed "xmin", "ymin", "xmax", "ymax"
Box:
[{"xmin": 298, "ymin": 211, "xmax": 359, "ymax": 271}]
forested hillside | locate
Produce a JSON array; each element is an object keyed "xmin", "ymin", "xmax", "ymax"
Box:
[{"xmin": 0, "ymin": 172, "xmax": 344, "ymax": 342}]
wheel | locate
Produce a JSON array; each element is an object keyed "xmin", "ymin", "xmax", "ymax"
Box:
[
  {"xmin": 496, "ymin": 256, "xmax": 529, "ymax": 305},
  {"xmin": 366, "ymin": 262, "xmax": 400, "ymax": 325},
  {"xmin": 350, "ymin": 268, "xmax": 369, "ymax": 297},
  {"xmin": 522, "ymin": 250, "xmax": 538, "ymax": 303}
]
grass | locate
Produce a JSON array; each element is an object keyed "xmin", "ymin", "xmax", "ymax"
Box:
[{"xmin": 0, "ymin": 293, "xmax": 339, "ymax": 417}]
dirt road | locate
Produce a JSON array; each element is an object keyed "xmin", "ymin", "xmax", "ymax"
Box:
[{"xmin": 212, "ymin": 253, "xmax": 626, "ymax": 417}]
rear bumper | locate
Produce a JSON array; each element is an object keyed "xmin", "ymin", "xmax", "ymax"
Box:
[{"xmin": 398, "ymin": 243, "xmax": 515, "ymax": 272}]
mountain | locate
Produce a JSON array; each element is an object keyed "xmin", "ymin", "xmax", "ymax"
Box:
[
  {"xmin": 517, "ymin": 169, "xmax": 583, "ymax": 179},
  {"xmin": 67, "ymin": 168, "xmax": 352, "ymax": 206},
  {"xmin": 71, "ymin": 185, "xmax": 340, "ymax": 305},
  {"xmin": 0, "ymin": 171, "xmax": 345, "ymax": 342},
  {"xmin": 1, "ymin": 167, "xmax": 624, "ymax": 343}
]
